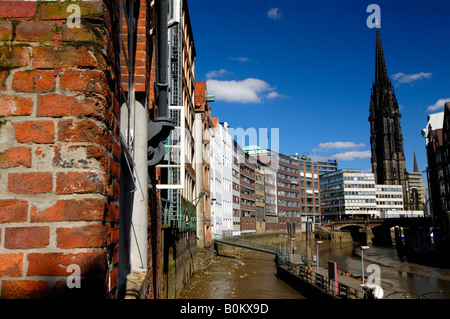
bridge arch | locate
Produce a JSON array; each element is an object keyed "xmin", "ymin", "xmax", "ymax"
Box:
[{"xmin": 338, "ymin": 225, "xmax": 368, "ymax": 244}]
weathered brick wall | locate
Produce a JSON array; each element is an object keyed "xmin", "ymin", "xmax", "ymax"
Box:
[{"xmin": 0, "ymin": 0, "xmax": 121, "ymax": 298}]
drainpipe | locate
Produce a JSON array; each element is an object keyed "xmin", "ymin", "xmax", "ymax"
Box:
[{"xmin": 148, "ymin": 0, "xmax": 174, "ymax": 167}]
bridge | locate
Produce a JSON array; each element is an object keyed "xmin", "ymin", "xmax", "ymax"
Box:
[
  {"xmin": 323, "ymin": 217, "xmax": 433, "ymax": 230},
  {"xmin": 322, "ymin": 217, "xmax": 436, "ymax": 260},
  {"xmin": 214, "ymin": 236, "xmax": 281, "ymax": 255}
]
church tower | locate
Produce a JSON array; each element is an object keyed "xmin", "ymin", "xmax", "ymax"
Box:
[{"xmin": 369, "ymin": 27, "xmax": 409, "ymax": 209}]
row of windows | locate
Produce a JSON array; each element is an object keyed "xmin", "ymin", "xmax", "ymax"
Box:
[
  {"xmin": 278, "ymin": 180, "xmax": 299, "ymax": 190},
  {"xmin": 277, "ymin": 172, "xmax": 299, "ymax": 182},
  {"xmin": 278, "ymin": 200, "xmax": 300, "ymax": 208},
  {"xmin": 345, "ymin": 183, "xmax": 375, "ymax": 189},
  {"xmin": 377, "ymin": 201, "xmax": 403, "ymax": 206},
  {"xmin": 278, "ymin": 190, "xmax": 299, "ymax": 199},
  {"xmin": 278, "ymin": 164, "xmax": 298, "ymax": 174},
  {"xmin": 343, "ymin": 176, "xmax": 375, "ymax": 181}
]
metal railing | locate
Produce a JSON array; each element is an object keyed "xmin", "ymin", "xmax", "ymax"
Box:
[
  {"xmin": 214, "ymin": 235, "xmax": 281, "ymax": 255},
  {"xmin": 278, "ymin": 261, "xmax": 366, "ymax": 299},
  {"xmin": 279, "ymin": 258, "xmax": 450, "ymax": 299}
]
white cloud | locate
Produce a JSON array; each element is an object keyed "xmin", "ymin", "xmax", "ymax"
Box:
[
  {"xmin": 392, "ymin": 72, "xmax": 432, "ymax": 84},
  {"xmin": 267, "ymin": 8, "xmax": 282, "ymax": 20},
  {"xmin": 207, "ymin": 78, "xmax": 281, "ymax": 103},
  {"xmin": 205, "ymin": 69, "xmax": 229, "ymax": 79},
  {"xmin": 331, "ymin": 151, "xmax": 371, "ymax": 161},
  {"xmin": 315, "ymin": 141, "xmax": 365, "ymax": 150},
  {"xmin": 229, "ymin": 57, "xmax": 251, "ymax": 62},
  {"xmin": 427, "ymin": 98, "xmax": 450, "ymax": 112},
  {"xmin": 267, "ymin": 91, "xmax": 287, "ymax": 99}
]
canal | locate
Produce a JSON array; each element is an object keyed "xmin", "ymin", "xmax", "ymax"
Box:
[
  {"xmin": 179, "ymin": 248, "xmax": 305, "ymax": 299},
  {"xmin": 179, "ymin": 237, "xmax": 450, "ymax": 299}
]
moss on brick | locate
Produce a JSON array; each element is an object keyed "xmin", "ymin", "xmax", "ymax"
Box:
[
  {"xmin": 38, "ymin": 1, "xmax": 105, "ymax": 21},
  {"xmin": 0, "ymin": 44, "xmax": 30, "ymax": 69}
]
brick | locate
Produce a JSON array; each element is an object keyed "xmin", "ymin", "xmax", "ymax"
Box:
[
  {"xmin": 0, "ymin": 147, "xmax": 32, "ymax": 169},
  {"xmin": 37, "ymin": 94, "xmax": 106, "ymax": 119},
  {"xmin": 55, "ymin": 171, "xmax": 108, "ymax": 195},
  {"xmin": 58, "ymin": 119, "xmax": 111, "ymax": 149},
  {"xmin": 30, "ymin": 198, "xmax": 107, "ymax": 222},
  {"xmin": 27, "ymin": 251, "xmax": 107, "ymax": 276},
  {"xmin": 0, "ymin": 253, "xmax": 23, "ymax": 277},
  {"xmin": 8, "ymin": 172, "xmax": 53, "ymax": 194},
  {"xmin": 0, "ymin": 95, "xmax": 33, "ymax": 116},
  {"xmin": 5, "ymin": 226, "xmax": 49, "ymax": 249},
  {"xmin": 109, "ymin": 156, "xmax": 120, "ymax": 180},
  {"xmin": 57, "ymin": 224, "xmax": 107, "ymax": 249},
  {"xmin": 13, "ymin": 121, "xmax": 55, "ymax": 144},
  {"xmin": 112, "ymin": 180, "xmax": 119, "ymax": 201},
  {"xmin": 0, "ymin": 200, "xmax": 28, "ymax": 223},
  {"xmin": 13, "ymin": 70, "xmax": 55, "ymax": 93},
  {"xmin": 39, "ymin": 1, "xmax": 104, "ymax": 20},
  {"xmin": 0, "ymin": 21, "xmax": 12, "ymax": 41},
  {"xmin": 61, "ymin": 23, "xmax": 104, "ymax": 44},
  {"xmin": 106, "ymin": 202, "xmax": 119, "ymax": 223},
  {"xmin": 15, "ymin": 21, "xmax": 55, "ymax": 42},
  {"xmin": 53, "ymin": 145, "xmax": 108, "ymax": 172},
  {"xmin": 33, "ymin": 46, "xmax": 100, "ymax": 69},
  {"xmin": 0, "ymin": 70, "xmax": 9, "ymax": 91},
  {"xmin": 0, "ymin": 1, "xmax": 36, "ymax": 18},
  {"xmin": 1, "ymin": 280, "xmax": 48, "ymax": 299},
  {"xmin": 60, "ymin": 69, "xmax": 109, "ymax": 96},
  {"xmin": 0, "ymin": 45, "xmax": 30, "ymax": 69},
  {"xmin": 108, "ymin": 225, "xmax": 119, "ymax": 246}
]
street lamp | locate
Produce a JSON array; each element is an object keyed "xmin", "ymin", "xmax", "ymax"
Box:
[
  {"xmin": 360, "ymin": 246, "xmax": 370, "ymax": 285},
  {"xmin": 316, "ymin": 241, "xmax": 323, "ymax": 274}
]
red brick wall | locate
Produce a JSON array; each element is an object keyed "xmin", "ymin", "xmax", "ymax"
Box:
[{"xmin": 0, "ymin": 0, "xmax": 121, "ymax": 298}]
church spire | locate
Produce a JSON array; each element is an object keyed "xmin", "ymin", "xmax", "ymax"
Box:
[
  {"xmin": 375, "ymin": 27, "xmax": 390, "ymax": 88},
  {"xmin": 413, "ymin": 152, "xmax": 419, "ymax": 172},
  {"xmin": 368, "ymin": 28, "xmax": 408, "ymax": 210}
]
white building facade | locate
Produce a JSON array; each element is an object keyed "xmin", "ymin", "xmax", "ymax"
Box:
[
  {"xmin": 321, "ymin": 169, "xmax": 421, "ymax": 220},
  {"xmin": 210, "ymin": 120, "xmax": 233, "ymax": 238}
]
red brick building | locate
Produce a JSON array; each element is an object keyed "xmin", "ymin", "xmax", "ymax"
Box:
[{"xmin": 0, "ymin": 0, "xmax": 181, "ymax": 299}]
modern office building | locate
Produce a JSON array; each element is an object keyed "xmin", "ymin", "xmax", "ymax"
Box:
[
  {"xmin": 375, "ymin": 184, "xmax": 404, "ymax": 218},
  {"xmin": 406, "ymin": 154, "xmax": 425, "ymax": 211},
  {"xmin": 320, "ymin": 169, "xmax": 415, "ymax": 220},
  {"xmin": 307, "ymin": 155, "xmax": 339, "ymax": 176},
  {"xmin": 255, "ymin": 161, "xmax": 266, "ymax": 233},
  {"xmin": 321, "ymin": 169, "xmax": 377, "ymax": 220},
  {"xmin": 245, "ymin": 146, "xmax": 322, "ymax": 230},
  {"xmin": 263, "ymin": 163, "xmax": 278, "ymax": 232},
  {"xmin": 240, "ymin": 150, "xmax": 257, "ymax": 233}
]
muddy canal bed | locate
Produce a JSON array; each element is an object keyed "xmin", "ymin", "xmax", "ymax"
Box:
[{"xmin": 179, "ymin": 248, "xmax": 305, "ymax": 299}]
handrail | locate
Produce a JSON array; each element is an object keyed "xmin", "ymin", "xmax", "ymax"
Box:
[{"xmin": 278, "ymin": 261, "xmax": 366, "ymax": 299}]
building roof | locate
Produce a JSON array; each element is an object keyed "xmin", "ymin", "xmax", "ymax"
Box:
[{"xmin": 422, "ymin": 111, "xmax": 444, "ymax": 144}]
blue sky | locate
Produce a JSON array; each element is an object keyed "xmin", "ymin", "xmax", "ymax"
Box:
[{"xmin": 188, "ymin": 0, "xmax": 450, "ymax": 176}]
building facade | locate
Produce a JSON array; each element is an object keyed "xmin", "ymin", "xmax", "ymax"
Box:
[
  {"xmin": 209, "ymin": 119, "xmax": 233, "ymax": 238},
  {"xmin": 423, "ymin": 107, "xmax": 450, "ymax": 250},
  {"xmin": 264, "ymin": 163, "xmax": 278, "ymax": 232},
  {"xmin": 232, "ymin": 140, "xmax": 241, "ymax": 235},
  {"xmin": 194, "ymin": 81, "xmax": 213, "ymax": 247},
  {"xmin": 240, "ymin": 151, "xmax": 257, "ymax": 233},
  {"xmin": 245, "ymin": 146, "xmax": 324, "ymax": 230},
  {"xmin": 320, "ymin": 169, "xmax": 415, "ymax": 220}
]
